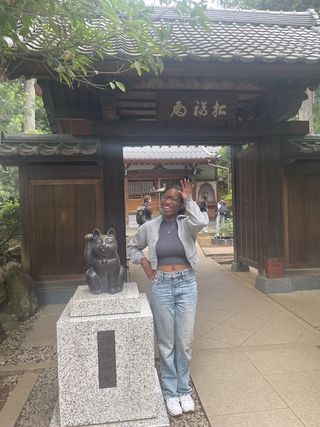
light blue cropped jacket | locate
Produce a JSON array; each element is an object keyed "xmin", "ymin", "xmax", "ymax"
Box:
[{"xmin": 127, "ymin": 197, "xmax": 208, "ymax": 270}]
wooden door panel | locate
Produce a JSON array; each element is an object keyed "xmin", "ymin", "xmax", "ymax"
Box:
[
  {"xmin": 29, "ymin": 180, "xmax": 102, "ymax": 279},
  {"xmin": 285, "ymin": 176, "xmax": 320, "ymax": 267}
]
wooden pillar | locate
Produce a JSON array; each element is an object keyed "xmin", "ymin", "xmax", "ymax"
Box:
[
  {"xmin": 257, "ymin": 139, "xmax": 284, "ymax": 277},
  {"xmin": 231, "ymin": 145, "xmax": 240, "ymax": 264},
  {"xmin": 230, "ymin": 144, "xmax": 249, "ymax": 272},
  {"xmin": 124, "ymin": 173, "xmax": 129, "ymax": 225},
  {"xmin": 100, "ymin": 139, "xmax": 126, "ymax": 266},
  {"xmin": 19, "ymin": 165, "xmax": 30, "ymax": 272}
]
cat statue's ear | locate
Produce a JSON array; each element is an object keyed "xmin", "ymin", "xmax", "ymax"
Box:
[
  {"xmin": 107, "ymin": 228, "xmax": 116, "ymax": 237},
  {"xmin": 92, "ymin": 228, "xmax": 101, "ymax": 238}
]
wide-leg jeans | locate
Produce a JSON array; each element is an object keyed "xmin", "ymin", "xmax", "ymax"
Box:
[{"xmin": 151, "ymin": 269, "xmax": 197, "ymax": 399}]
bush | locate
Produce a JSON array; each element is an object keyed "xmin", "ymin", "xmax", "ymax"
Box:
[
  {"xmin": 218, "ymin": 218, "xmax": 233, "ymax": 237},
  {"xmin": 223, "ymin": 192, "xmax": 232, "ymax": 203},
  {"xmin": 0, "ymin": 200, "xmax": 20, "ymax": 265}
]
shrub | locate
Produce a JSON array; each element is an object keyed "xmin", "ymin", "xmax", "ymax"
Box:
[
  {"xmin": 0, "ymin": 200, "xmax": 20, "ymax": 265},
  {"xmin": 223, "ymin": 192, "xmax": 232, "ymax": 203},
  {"xmin": 219, "ymin": 218, "xmax": 233, "ymax": 237}
]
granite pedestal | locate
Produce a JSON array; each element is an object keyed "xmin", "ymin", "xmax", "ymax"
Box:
[
  {"xmin": 231, "ymin": 261, "xmax": 250, "ymax": 272},
  {"xmin": 255, "ymin": 274, "xmax": 320, "ymax": 293},
  {"xmin": 52, "ymin": 283, "xmax": 169, "ymax": 427}
]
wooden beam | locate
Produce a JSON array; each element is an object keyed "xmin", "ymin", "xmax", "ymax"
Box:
[
  {"xmin": 92, "ymin": 59, "xmax": 320, "ymax": 82},
  {"xmin": 7, "ymin": 57, "xmax": 320, "ymax": 84},
  {"xmin": 99, "ymin": 140, "xmax": 127, "ymax": 267},
  {"xmin": 64, "ymin": 119, "xmax": 309, "ymax": 144},
  {"xmin": 0, "ymin": 156, "xmax": 97, "ymax": 166},
  {"xmin": 256, "ymin": 140, "xmax": 285, "ymax": 275},
  {"xmin": 129, "ymin": 77, "xmax": 264, "ymax": 92},
  {"xmin": 127, "ymin": 169, "xmax": 192, "ymax": 177},
  {"xmin": 160, "ymin": 61, "xmax": 320, "ymax": 82}
]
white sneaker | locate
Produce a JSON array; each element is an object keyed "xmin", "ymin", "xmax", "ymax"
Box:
[
  {"xmin": 180, "ymin": 394, "xmax": 195, "ymax": 413},
  {"xmin": 165, "ymin": 397, "xmax": 182, "ymax": 417}
]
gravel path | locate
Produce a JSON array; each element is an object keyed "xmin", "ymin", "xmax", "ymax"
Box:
[{"xmin": 0, "ymin": 306, "xmax": 210, "ymax": 427}]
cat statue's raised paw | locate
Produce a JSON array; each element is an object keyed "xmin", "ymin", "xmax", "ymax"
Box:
[{"xmin": 84, "ymin": 228, "xmax": 125, "ymax": 294}]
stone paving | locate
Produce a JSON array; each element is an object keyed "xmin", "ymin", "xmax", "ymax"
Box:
[
  {"xmin": 129, "ymin": 232, "xmax": 320, "ymax": 426},
  {"xmin": 1, "ymin": 232, "xmax": 320, "ymax": 426}
]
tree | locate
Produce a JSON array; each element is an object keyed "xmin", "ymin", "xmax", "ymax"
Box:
[
  {"xmin": 24, "ymin": 78, "xmax": 36, "ymax": 133},
  {"xmin": 216, "ymin": 146, "xmax": 231, "ymax": 196},
  {"xmin": 0, "ymin": 78, "xmax": 50, "ymax": 134},
  {"xmin": 1, "ymin": 0, "xmax": 208, "ymax": 88},
  {"xmin": 0, "ymin": 79, "xmax": 25, "ymax": 133},
  {"xmin": 0, "ymin": 78, "xmax": 50, "ymax": 202}
]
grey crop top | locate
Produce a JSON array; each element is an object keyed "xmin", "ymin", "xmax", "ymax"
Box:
[{"xmin": 156, "ymin": 220, "xmax": 190, "ymax": 266}]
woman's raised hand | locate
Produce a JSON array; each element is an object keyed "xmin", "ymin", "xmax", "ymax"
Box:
[{"xmin": 180, "ymin": 178, "xmax": 192, "ymax": 200}]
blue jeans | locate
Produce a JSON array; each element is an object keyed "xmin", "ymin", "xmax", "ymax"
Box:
[{"xmin": 151, "ymin": 269, "xmax": 197, "ymax": 399}]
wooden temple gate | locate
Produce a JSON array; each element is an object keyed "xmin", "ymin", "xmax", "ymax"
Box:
[{"xmin": 2, "ymin": 7, "xmax": 320, "ymax": 301}]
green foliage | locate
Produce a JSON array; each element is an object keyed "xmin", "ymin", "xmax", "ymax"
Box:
[
  {"xmin": 0, "ymin": 199, "xmax": 20, "ymax": 265},
  {"xmin": 218, "ymin": 218, "xmax": 233, "ymax": 237},
  {"xmin": 314, "ymin": 88, "xmax": 320, "ymax": 134},
  {"xmin": 0, "ymin": 79, "xmax": 49, "ymax": 134},
  {"xmin": 1, "ymin": 0, "xmax": 208, "ymax": 88},
  {"xmin": 218, "ymin": 0, "xmax": 319, "ymax": 10},
  {"xmin": 216, "ymin": 146, "xmax": 231, "ymax": 195},
  {"xmin": 0, "ymin": 167, "xmax": 19, "ymax": 200},
  {"xmin": 217, "ymin": 146, "xmax": 231, "ymax": 168},
  {"xmin": 0, "ymin": 80, "xmax": 25, "ymax": 133},
  {"xmin": 224, "ymin": 192, "xmax": 232, "ymax": 203}
]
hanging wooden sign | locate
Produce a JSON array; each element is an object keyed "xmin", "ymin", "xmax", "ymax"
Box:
[{"xmin": 157, "ymin": 91, "xmax": 237, "ymax": 127}]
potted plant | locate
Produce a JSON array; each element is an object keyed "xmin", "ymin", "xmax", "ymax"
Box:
[{"xmin": 212, "ymin": 218, "xmax": 233, "ymax": 245}]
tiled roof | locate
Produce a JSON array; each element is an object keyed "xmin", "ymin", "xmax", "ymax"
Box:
[
  {"xmin": 22, "ymin": 7, "xmax": 320, "ymax": 65},
  {"xmin": 0, "ymin": 141, "xmax": 97, "ymax": 157},
  {"xmin": 0, "ymin": 135, "xmax": 217, "ymax": 161},
  {"xmin": 123, "ymin": 145, "xmax": 218, "ymax": 162},
  {"xmin": 151, "ymin": 8, "xmax": 319, "ymax": 26},
  {"xmin": 2, "ymin": 134, "xmax": 320, "ymax": 159},
  {"xmin": 0, "ymin": 134, "xmax": 97, "ymax": 157},
  {"xmin": 293, "ymin": 135, "xmax": 320, "ymax": 153}
]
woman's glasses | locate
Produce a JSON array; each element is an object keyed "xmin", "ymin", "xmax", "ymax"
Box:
[{"xmin": 161, "ymin": 195, "xmax": 181, "ymax": 203}]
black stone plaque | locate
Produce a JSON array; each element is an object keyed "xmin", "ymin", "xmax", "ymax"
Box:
[{"xmin": 97, "ymin": 330, "xmax": 116, "ymax": 388}]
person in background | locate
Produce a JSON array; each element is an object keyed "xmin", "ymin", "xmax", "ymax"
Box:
[
  {"xmin": 216, "ymin": 198, "xmax": 228, "ymax": 235},
  {"xmin": 127, "ymin": 179, "xmax": 208, "ymax": 418},
  {"xmin": 199, "ymin": 194, "xmax": 209, "ymax": 233},
  {"xmin": 136, "ymin": 194, "xmax": 152, "ymax": 226},
  {"xmin": 143, "ymin": 194, "xmax": 152, "ymax": 221}
]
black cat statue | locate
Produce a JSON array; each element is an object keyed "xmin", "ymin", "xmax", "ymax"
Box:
[{"xmin": 84, "ymin": 228, "xmax": 125, "ymax": 294}]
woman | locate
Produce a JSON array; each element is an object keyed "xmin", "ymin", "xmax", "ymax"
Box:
[{"xmin": 127, "ymin": 179, "xmax": 208, "ymax": 417}]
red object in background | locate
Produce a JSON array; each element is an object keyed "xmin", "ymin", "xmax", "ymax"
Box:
[{"xmin": 264, "ymin": 258, "xmax": 284, "ymax": 278}]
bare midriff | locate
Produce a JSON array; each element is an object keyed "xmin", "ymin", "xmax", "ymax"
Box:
[{"xmin": 157, "ymin": 264, "xmax": 191, "ymax": 272}]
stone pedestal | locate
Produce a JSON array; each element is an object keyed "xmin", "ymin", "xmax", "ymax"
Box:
[
  {"xmin": 231, "ymin": 261, "xmax": 249, "ymax": 272},
  {"xmin": 255, "ymin": 274, "xmax": 320, "ymax": 293},
  {"xmin": 51, "ymin": 283, "xmax": 169, "ymax": 427},
  {"xmin": 211, "ymin": 236, "xmax": 234, "ymax": 246}
]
